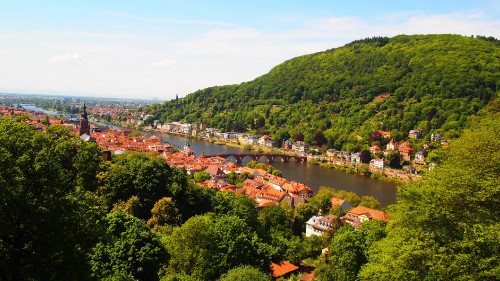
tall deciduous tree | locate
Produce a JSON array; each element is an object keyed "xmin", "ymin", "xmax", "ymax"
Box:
[
  {"xmin": 0, "ymin": 118, "xmax": 106, "ymax": 280},
  {"xmin": 359, "ymin": 116, "xmax": 500, "ymax": 280},
  {"xmin": 90, "ymin": 211, "xmax": 168, "ymax": 281}
]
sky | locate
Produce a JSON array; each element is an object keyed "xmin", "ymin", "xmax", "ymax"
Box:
[{"xmin": 0, "ymin": 0, "xmax": 499, "ymax": 101}]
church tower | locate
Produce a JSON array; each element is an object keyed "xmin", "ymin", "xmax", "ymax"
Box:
[{"xmin": 79, "ymin": 102, "xmax": 91, "ymax": 136}]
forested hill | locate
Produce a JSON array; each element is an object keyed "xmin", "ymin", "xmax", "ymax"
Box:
[{"xmin": 148, "ymin": 34, "xmax": 500, "ymax": 151}]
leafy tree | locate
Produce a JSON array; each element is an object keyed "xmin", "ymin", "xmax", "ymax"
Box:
[
  {"xmin": 359, "ymin": 149, "xmax": 371, "ymax": 164},
  {"xmin": 294, "ymin": 133, "xmax": 304, "ymax": 142},
  {"xmin": 313, "ymin": 131, "xmax": 328, "ymax": 147},
  {"xmin": 359, "ymin": 196, "xmax": 381, "ymax": 209},
  {"xmin": 218, "ymin": 265, "xmax": 270, "ymax": 281},
  {"xmin": 90, "ymin": 211, "xmax": 168, "ymax": 281},
  {"xmin": 317, "ymin": 221, "xmax": 386, "ymax": 281},
  {"xmin": 194, "ymin": 171, "xmax": 211, "ymax": 182},
  {"xmin": 0, "ymin": 118, "xmax": 106, "ymax": 280},
  {"xmin": 165, "ymin": 214, "xmax": 270, "ymax": 280},
  {"xmin": 212, "ymin": 192, "xmax": 258, "ymax": 230},
  {"xmin": 112, "ymin": 195, "xmax": 143, "ymax": 217},
  {"xmin": 317, "ymin": 225, "xmax": 366, "ymax": 281},
  {"xmin": 148, "ymin": 197, "xmax": 182, "ymax": 230},
  {"xmin": 98, "ymin": 152, "xmax": 182, "ymax": 219},
  {"xmin": 386, "ymin": 152, "xmax": 402, "ymax": 169},
  {"xmin": 359, "ymin": 116, "xmax": 500, "ymax": 280},
  {"xmin": 258, "ymin": 204, "xmax": 293, "ymax": 239}
]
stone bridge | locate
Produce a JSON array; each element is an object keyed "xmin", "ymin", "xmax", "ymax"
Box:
[{"xmin": 205, "ymin": 153, "xmax": 307, "ymax": 164}]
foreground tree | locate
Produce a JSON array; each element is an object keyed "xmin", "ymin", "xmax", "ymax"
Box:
[
  {"xmin": 90, "ymin": 211, "xmax": 168, "ymax": 281},
  {"xmin": 218, "ymin": 265, "xmax": 270, "ymax": 281},
  {"xmin": 165, "ymin": 214, "xmax": 270, "ymax": 280},
  {"xmin": 0, "ymin": 119, "xmax": 106, "ymax": 280},
  {"xmin": 360, "ymin": 116, "xmax": 500, "ymax": 280}
]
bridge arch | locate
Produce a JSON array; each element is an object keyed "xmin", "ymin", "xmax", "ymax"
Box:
[{"xmin": 206, "ymin": 153, "xmax": 307, "ymax": 164}]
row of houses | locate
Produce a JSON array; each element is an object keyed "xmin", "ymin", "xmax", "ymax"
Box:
[
  {"xmin": 197, "ymin": 164, "xmax": 314, "ymax": 208},
  {"xmin": 305, "ymin": 202, "xmax": 389, "ymax": 237}
]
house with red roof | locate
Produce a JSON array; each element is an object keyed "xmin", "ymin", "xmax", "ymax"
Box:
[
  {"xmin": 342, "ymin": 206, "xmax": 389, "ymax": 228},
  {"xmin": 370, "ymin": 158, "xmax": 385, "ymax": 169},
  {"xmin": 330, "ymin": 197, "xmax": 351, "ymax": 212},
  {"xmin": 204, "ymin": 165, "xmax": 227, "ymax": 179},
  {"xmin": 399, "ymin": 146, "xmax": 413, "ymax": 161},
  {"xmin": 306, "ymin": 214, "xmax": 339, "ymax": 237},
  {"xmin": 369, "ymin": 145, "xmax": 382, "ymax": 155},
  {"xmin": 386, "ymin": 138, "xmax": 398, "ymax": 151},
  {"xmin": 270, "ymin": 261, "xmax": 299, "ymax": 279},
  {"xmin": 282, "ymin": 181, "xmax": 313, "ymax": 198}
]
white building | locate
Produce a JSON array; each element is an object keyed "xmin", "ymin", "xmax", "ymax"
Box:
[
  {"xmin": 258, "ymin": 135, "xmax": 274, "ymax": 147},
  {"xmin": 370, "ymin": 158, "xmax": 385, "ymax": 169},
  {"xmin": 292, "ymin": 141, "xmax": 309, "ymax": 153},
  {"xmin": 305, "ymin": 215, "xmax": 338, "ymax": 237}
]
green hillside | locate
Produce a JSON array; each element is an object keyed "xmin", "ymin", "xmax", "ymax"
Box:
[{"xmin": 148, "ymin": 34, "xmax": 500, "ymax": 150}]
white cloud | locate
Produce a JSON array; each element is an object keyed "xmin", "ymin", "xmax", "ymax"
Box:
[
  {"xmin": 49, "ymin": 52, "xmax": 83, "ymax": 64},
  {"xmin": 152, "ymin": 59, "xmax": 177, "ymax": 68},
  {"xmin": 1, "ymin": 10, "xmax": 499, "ymax": 100}
]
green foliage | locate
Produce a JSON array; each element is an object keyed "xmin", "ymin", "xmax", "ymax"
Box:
[
  {"xmin": 90, "ymin": 211, "xmax": 168, "ymax": 281},
  {"xmin": 258, "ymin": 204, "xmax": 293, "ymax": 238},
  {"xmin": 218, "ymin": 265, "xmax": 271, "ymax": 281},
  {"xmin": 317, "ymin": 221, "xmax": 386, "ymax": 281},
  {"xmin": 386, "ymin": 151, "xmax": 402, "ymax": 169},
  {"xmin": 113, "ymin": 195, "xmax": 144, "ymax": 217},
  {"xmin": 147, "ymin": 197, "xmax": 182, "ymax": 230},
  {"xmin": 193, "ymin": 171, "xmax": 211, "ymax": 182},
  {"xmin": 98, "ymin": 152, "xmax": 188, "ymax": 220},
  {"xmin": 359, "ymin": 115, "xmax": 500, "ymax": 280},
  {"xmin": 165, "ymin": 214, "xmax": 271, "ymax": 280},
  {"xmin": 359, "ymin": 196, "xmax": 381, "ymax": 209},
  {"xmin": 0, "ymin": 118, "xmax": 106, "ymax": 280},
  {"xmin": 146, "ymin": 34, "xmax": 500, "ymax": 150},
  {"xmin": 246, "ymin": 161, "xmax": 282, "ymax": 177}
]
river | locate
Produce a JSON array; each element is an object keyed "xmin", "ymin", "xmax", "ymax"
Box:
[
  {"xmin": 159, "ymin": 133, "xmax": 398, "ymax": 207},
  {"xmin": 52, "ymin": 118, "xmax": 398, "ymax": 206}
]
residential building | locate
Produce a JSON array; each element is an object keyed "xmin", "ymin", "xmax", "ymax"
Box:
[
  {"xmin": 408, "ymin": 129, "xmax": 424, "ymax": 139},
  {"xmin": 431, "ymin": 133, "xmax": 442, "ymax": 142},
  {"xmin": 386, "ymin": 138, "xmax": 398, "ymax": 151},
  {"xmin": 399, "ymin": 146, "xmax": 413, "ymax": 161},
  {"xmin": 378, "ymin": 131, "xmax": 392, "ymax": 138},
  {"xmin": 369, "ymin": 145, "xmax": 382, "ymax": 155},
  {"xmin": 204, "ymin": 165, "xmax": 227, "ymax": 179},
  {"xmin": 351, "ymin": 152, "xmax": 361, "ymax": 165},
  {"xmin": 342, "ymin": 206, "xmax": 389, "ymax": 228},
  {"xmin": 258, "ymin": 135, "xmax": 274, "ymax": 147},
  {"xmin": 370, "ymin": 158, "xmax": 385, "ymax": 169},
  {"xmin": 292, "ymin": 141, "xmax": 309, "ymax": 153},
  {"xmin": 306, "ymin": 214, "xmax": 339, "ymax": 237},
  {"xmin": 330, "ymin": 197, "xmax": 351, "ymax": 212},
  {"xmin": 270, "ymin": 261, "xmax": 299, "ymax": 279},
  {"xmin": 415, "ymin": 150, "xmax": 426, "ymax": 164}
]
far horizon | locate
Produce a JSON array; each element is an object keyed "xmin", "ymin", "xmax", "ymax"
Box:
[{"xmin": 1, "ymin": 1, "xmax": 499, "ymax": 100}]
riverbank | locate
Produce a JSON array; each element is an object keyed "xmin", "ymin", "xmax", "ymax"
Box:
[
  {"xmin": 155, "ymin": 130, "xmax": 412, "ymax": 185},
  {"xmin": 79, "ymin": 123, "xmax": 399, "ymax": 206}
]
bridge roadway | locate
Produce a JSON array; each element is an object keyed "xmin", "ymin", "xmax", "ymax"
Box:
[{"xmin": 203, "ymin": 153, "xmax": 307, "ymax": 164}]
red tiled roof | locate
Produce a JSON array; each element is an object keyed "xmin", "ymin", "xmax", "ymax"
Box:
[
  {"xmin": 270, "ymin": 261, "xmax": 299, "ymax": 277},
  {"xmin": 330, "ymin": 197, "xmax": 346, "ymax": 207},
  {"xmin": 346, "ymin": 206, "xmax": 389, "ymax": 222}
]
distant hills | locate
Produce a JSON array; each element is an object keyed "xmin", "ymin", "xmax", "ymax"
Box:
[{"xmin": 147, "ymin": 34, "xmax": 500, "ymax": 151}]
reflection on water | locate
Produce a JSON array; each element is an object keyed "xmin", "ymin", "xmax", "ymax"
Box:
[{"xmin": 160, "ymin": 134, "xmax": 398, "ymax": 206}]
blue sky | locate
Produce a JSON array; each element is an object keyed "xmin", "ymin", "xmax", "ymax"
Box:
[{"xmin": 0, "ymin": 0, "xmax": 499, "ymax": 100}]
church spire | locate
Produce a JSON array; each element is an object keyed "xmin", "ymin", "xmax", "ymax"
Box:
[
  {"xmin": 81, "ymin": 102, "xmax": 88, "ymax": 119},
  {"xmin": 79, "ymin": 102, "xmax": 90, "ymax": 136}
]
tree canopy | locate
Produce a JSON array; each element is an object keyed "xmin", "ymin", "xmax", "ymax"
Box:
[
  {"xmin": 146, "ymin": 34, "xmax": 500, "ymax": 150},
  {"xmin": 359, "ymin": 115, "xmax": 500, "ymax": 280}
]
